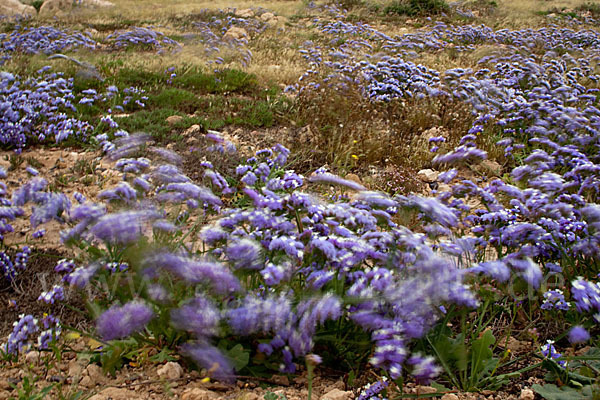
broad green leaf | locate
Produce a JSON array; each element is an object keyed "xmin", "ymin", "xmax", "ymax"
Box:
[{"xmin": 532, "ymin": 383, "xmax": 596, "ymax": 400}]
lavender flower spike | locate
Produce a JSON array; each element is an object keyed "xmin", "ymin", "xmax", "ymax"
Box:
[
  {"xmin": 96, "ymin": 301, "xmax": 154, "ymax": 341},
  {"xmin": 309, "ymin": 172, "xmax": 366, "ymax": 191}
]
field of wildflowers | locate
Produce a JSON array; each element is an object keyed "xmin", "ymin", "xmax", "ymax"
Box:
[{"xmin": 0, "ymin": 0, "xmax": 599, "ymax": 399}]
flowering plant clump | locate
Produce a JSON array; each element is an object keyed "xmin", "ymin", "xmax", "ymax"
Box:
[
  {"xmin": 0, "ymin": 131, "xmax": 474, "ymax": 382},
  {"xmin": 191, "ymin": 9, "xmax": 266, "ymax": 67},
  {"xmin": 0, "ymin": 25, "xmax": 97, "ymax": 64},
  {"xmin": 0, "ymin": 67, "xmax": 93, "ymax": 150},
  {"xmin": 106, "ymin": 27, "xmax": 181, "ymax": 53}
]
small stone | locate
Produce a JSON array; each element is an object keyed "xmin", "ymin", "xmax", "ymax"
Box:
[
  {"xmin": 157, "ymin": 362, "xmax": 183, "ymax": 380},
  {"xmin": 234, "ymin": 8, "xmax": 254, "ymax": 18},
  {"xmin": 24, "ymin": 351, "xmax": 40, "ymax": 364},
  {"xmin": 417, "ymin": 169, "xmax": 438, "ymax": 183},
  {"xmin": 345, "ymin": 173, "xmax": 362, "ymax": 185},
  {"xmin": 166, "ymin": 115, "xmax": 184, "ymax": 125},
  {"xmin": 181, "ymin": 388, "xmax": 219, "ymax": 400},
  {"xmin": 441, "ymin": 394, "xmax": 459, "ymax": 400},
  {"xmin": 183, "ymin": 124, "xmax": 201, "ymax": 136},
  {"xmin": 519, "ymin": 388, "xmax": 535, "ymax": 400},
  {"xmin": 271, "ymin": 375, "xmax": 289, "ymax": 386},
  {"xmin": 88, "ymin": 387, "xmax": 136, "ymax": 400},
  {"xmin": 239, "ymin": 393, "xmax": 259, "ymax": 400},
  {"xmin": 416, "ymin": 386, "xmax": 438, "ymax": 394},
  {"xmin": 475, "ymin": 159, "xmax": 502, "ymax": 176},
  {"xmin": 85, "ymin": 364, "xmax": 105, "ymax": 386},
  {"xmin": 79, "ymin": 375, "xmax": 92, "ymax": 388},
  {"xmin": 67, "ymin": 360, "xmax": 83, "ymax": 379},
  {"xmin": 260, "ymin": 12, "xmax": 275, "ymax": 21},
  {"xmin": 320, "ymin": 388, "xmax": 353, "ymax": 400},
  {"xmin": 0, "ymin": 0, "xmax": 35, "ymax": 16},
  {"xmin": 223, "ymin": 27, "xmax": 248, "ymax": 40}
]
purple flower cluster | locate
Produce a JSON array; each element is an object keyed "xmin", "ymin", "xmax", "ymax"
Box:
[
  {"xmin": 96, "ymin": 300, "xmax": 154, "ymax": 341},
  {"xmin": 2, "ymin": 314, "xmax": 38, "ymax": 354},
  {"xmin": 107, "ymin": 27, "xmax": 180, "ymax": 53},
  {"xmin": 192, "ymin": 9, "xmax": 266, "ymax": 67},
  {"xmin": 0, "ymin": 68, "xmax": 93, "ymax": 150},
  {"xmin": 0, "ymin": 26, "xmax": 96, "ymax": 64}
]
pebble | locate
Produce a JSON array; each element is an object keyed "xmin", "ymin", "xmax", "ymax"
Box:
[
  {"xmin": 441, "ymin": 394, "xmax": 459, "ymax": 400},
  {"xmin": 320, "ymin": 388, "xmax": 354, "ymax": 400},
  {"xmin": 181, "ymin": 388, "xmax": 219, "ymax": 400},
  {"xmin": 519, "ymin": 388, "xmax": 535, "ymax": 400},
  {"xmin": 156, "ymin": 362, "xmax": 183, "ymax": 380},
  {"xmin": 24, "ymin": 351, "xmax": 40, "ymax": 364},
  {"xmin": 88, "ymin": 387, "xmax": 136, "ymax": 400},
  {"xmin": 417, "ymin": 168, "xmax": 438, "ymax": 183}
]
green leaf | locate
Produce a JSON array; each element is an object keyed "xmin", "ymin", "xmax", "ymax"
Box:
[
  {"xmin": 532, "ymin": 383, "xmax": 595, "ymax": 400},
  {"xmin": 226, "ymin": 344, "xmax": 250, "ymax": 372},
  {"xmin": 150, "ymin": 348, "xmax": 177, "ymax": 363},
  {"xmin": 471, "ymin": 330, "xmax": 495, "ymax": 377}
]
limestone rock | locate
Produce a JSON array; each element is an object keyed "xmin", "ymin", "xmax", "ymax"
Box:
[
  {"xmin": 417, "ymin": 169, "xmax": 438, "ymax": 183},
  {"xmin": 416, "ymin": 386, "xmax": 438, "ymax": 394},
  {"xmin": 39, "ymin": 0, "xmax": 113, "ymax": 15},
  {"xmin": 88, "ymin": 387, "xmax": 138, "ymax": 400},
  {"xmin": 519, "ymin": 388, "xmax": 535, "ymax": 400},
  {"xmin": 183, "ymin": 124, "xmax": 201, "ymax": 136},
  {"xmin": 24, "ymin": 351, "xmax": 40, "ymax": 364},
  {"xmin": 157, "ymin": 362, "xmax": 183, "ymax": 380},
  {"xmin": 475, "ymin": 159, "xmax": 502, "ymax": 176},
  {"xmin": 79, "ymin": 375, "xmax": 92, "ymax": 388},
  {"xmin": 441, "ymin": 394, "xmax": 459, "ymax": 400},
  {"xmin": 181, "ymin": 388, "xmax": 219, "ymax": 400},
  {"xmin": 320, "ymin": 388, "xmax": 354, "ymax": 400},
  {"xmin": 166, "ymin": 115, "xmax": 184, "ymax": 125},
  {"xmin": 239, "ymin": 393, "xmax": 259, "ymax": 400},
  {"xmin": 260, "ymin": 12, "xmax": 275, "ymax": 22},
  {"xmin": 234, "ymin": 8, "xmax": 254, "ymax": 18},
  {"xmin": 270, "ymin": 374, "xmax": 289, "ymax": 386},
  {"xmin": 85, "ymin": 364, "xmax": 105, "ymax": 386},
  {"xmin": 0, "ymin": 0, "xmax": 35, "ymax": 16},
  {"xmin": 224, "ymin": 27, "xmax": 248, "ymax": 40}
]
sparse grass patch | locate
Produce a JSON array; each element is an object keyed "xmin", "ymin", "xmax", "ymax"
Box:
[
  {"xmin": 172, "ymin": 68, "xmax": 259, "ymax": 95},
  {"xmin": 291, "ymin": 81, "xmax": 475, "ymax": 172},
  {"xmin": 148, "ymin": 88, "xmax": 203, "ymax": 114},
  {"xmin": 384, "ymin": 0, "xmax": 450, "ymax": 16},
  {"xmin": 577, "ymin": 2, "xmax": 600, "ymax": 17},
  {"xmin": 115, "ymin": 108, "xmax": 207, "ymax": 143}
]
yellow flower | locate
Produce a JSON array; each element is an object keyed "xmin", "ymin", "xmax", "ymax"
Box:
[
  {"xmin": 65, "ymin": 332, "xmax": 81, "ymax": 341},
  {"xmin": 351, "ymin": 154, "xmax": 359, "ymax": 160}
]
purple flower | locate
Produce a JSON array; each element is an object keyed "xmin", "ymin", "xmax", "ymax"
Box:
[
  {"xmin": 63, "ymin": 264, "xmax": 98, "ymax": 288},
  {"xmin": 568, "ymin": 326, "xmax": 590, "ymax": 344},
  {"xmin": 226, "ymin": 238, "xmax": 262, "ymax": 269},
  {"xmin": 96, "ymin": 301, "xmax": 154, "ymax": 341},
  {"xmin": 309, "ymin": 172, "xmax": 366, "ymax": 191},
  {"xmin": 170, "ymin": 296, "xmax": 221, "ymax": 337},
  {"xmin": 3, "ymin": 314, "xmax": 38, "ymax": 354},
  {"xmin": 54, "ymin": 259, "xmax": 76, "ymax": 273},
  {"xmin": 181, "ymin": 342, "xmax": 234, "ymax": 382},
  {"xmin": 89, "ymin": 210, "xmax": 161, "ymax": 244},
  {"xmin": 432, "ymin": 145, "xmax": 487, "ymax": 166},
  {"xmin": 541, "ymin": 340, "xmax": 565, "ymax": 367},
  {"xmin": 144, "ymin": 252, "xmax": 240, "ymax": 293},
  {"xmin": 541, "ymin": 289, "xmax": 570, "ymax": 311},
  {"xmin": 407, "ymin": 354, "xmax": 441, "ymax": 384},
  {"xmin": 37, "ymin": 285, "xmax": 65, "ymax": 304}
]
